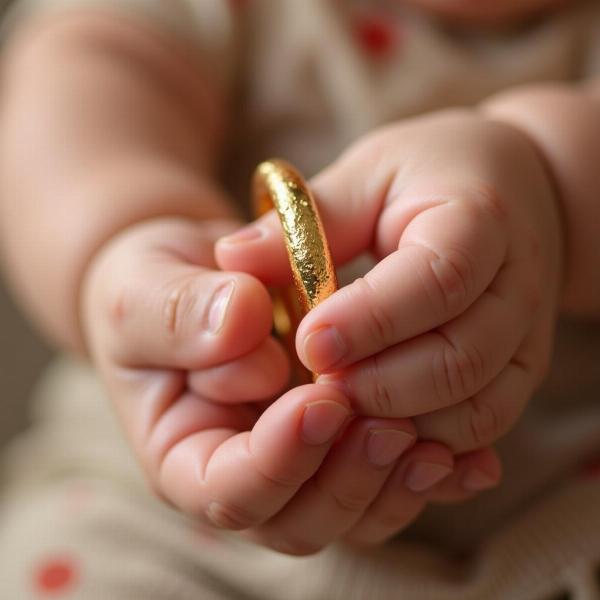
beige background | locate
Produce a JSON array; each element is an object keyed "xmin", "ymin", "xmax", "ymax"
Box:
[{"xmin": 0, "ymin": 278, "xmax": 51, "ymax": 447}]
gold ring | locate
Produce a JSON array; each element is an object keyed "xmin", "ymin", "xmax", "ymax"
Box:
[{"xmin": 252, "ymin": 159, "xmax": 337, "ymax": 382}]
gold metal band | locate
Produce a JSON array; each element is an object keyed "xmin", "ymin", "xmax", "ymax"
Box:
[{"xmin": 252, "ymin": 159, "xmax": 338, "ymax": 381}]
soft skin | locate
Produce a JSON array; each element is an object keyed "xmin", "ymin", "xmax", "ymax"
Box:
[{"xmin": 1, "ymin": 6, "xmax": 598, "ymax": 554}]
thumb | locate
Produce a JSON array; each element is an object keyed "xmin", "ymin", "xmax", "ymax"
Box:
[
  {"xmin": 83, "ymin": 218, "xmax": 274, "ymax": 370},
  {"xmin": 214, "ymin": 147, "xmax": 391, "ymax": 285}
]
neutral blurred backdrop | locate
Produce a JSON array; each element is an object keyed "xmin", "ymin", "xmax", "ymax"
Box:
[
  {"xmin": 0, "ymin": 3, "xmax": 50, "ymax": 447},
  {"xmin": 0, "ymin": 278, "xmax": 51, "ymax": 448}
]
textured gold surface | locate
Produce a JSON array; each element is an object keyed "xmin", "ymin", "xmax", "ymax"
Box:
[
  {"xmin": 253, "ymin": 160, "xmax": 338, "ymax": 311},
  {"xmin": 253, "ymin": 159, "xmax": 338, "ymax": 381}
]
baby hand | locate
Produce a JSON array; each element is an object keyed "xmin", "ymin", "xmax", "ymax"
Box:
[
  {"xmin": 82, "ymin": 216, "xmax": 490, "ymax": 554},
  {"xmin": 216, "ymin": 110, "xmax": 563, "ymax": 455}
]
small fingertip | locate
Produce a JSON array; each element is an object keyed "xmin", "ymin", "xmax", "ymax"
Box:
[
  {"xmin": 461, "ymin": 468, "xmax": 499, "ymax": 492},
  {"xmin": 459, "ymin": 447, "xmax": 503, "ymax": 492},
  {"xmin": 214, "ymin": 228, "xmax": 264, "ymax": 275},
  {"xmin": 214, "ymin": 218, "xmax": 293, "ymax": 286},
  {"xmin": 226, "ymin": 272, "xmax": 273, "ymax": 331},
  {"xmin": 315, "ymin": 374, "xmax": 351, "ymax": 400},
  {"xmin": 297, "ymin": 325, "xmax": 347, "ymax": 374},
  {"xmin": 217, "ymin": 223, "xmax": 267, "ymax": 246},
  {"xmin": 404, "ymin": 462, "xmax": 453, "ymax": 493},
  {"xmin": 301, "ymin": 400, "xmax": 352, "ymax": 446},
  {"xmin": 366, "ymin": 429, "xmax": 416, "ymax": 468}
]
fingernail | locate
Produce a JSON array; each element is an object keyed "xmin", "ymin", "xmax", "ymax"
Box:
[
  {"xmin": 404, "ymin": 462, "xmax": 452, "ymax": 492},
  {"xmin": 462, "ymin": 468, "xmax": 498, "ymax": 492},
  {"xmin": 207, "ymin": 281, "xmax": 235, "ymax": 334},
  {"xmin": 366, "ymin": 429, "xmax": 415, "ymax": 468},
  {"xmin": 302, "ymin": 326, "xmax": 346, "ymax": 373},
  {"xmin": 206, "ymin": 502, "xmax": 226, "ymax": 528},
  {"xmin": 218, "ymin": 225, "xmax": 264, "ymax": 245},
  {"xmin": 316, "ymin": 374, "xmax": 351, "ymax": 399},
  {"xmin": 302, "ymin": 401, "xmax": 350, "ymax": 445}
]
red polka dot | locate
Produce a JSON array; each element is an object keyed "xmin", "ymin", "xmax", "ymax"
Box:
[
  {"xmin": 354, "ymin": 15, "xmax": 398, "ymax": 58},
  {"xmin": 580, "ymin": 459, "xmax": 600, "ymax": 480},
  {"xmin": 34, "ymin": 557, "xmax": 78, "ymax": 595}
]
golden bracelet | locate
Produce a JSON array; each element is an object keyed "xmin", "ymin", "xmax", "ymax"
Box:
[{"xmin": 252, "ymin": 159, "xmax": 338, "ymax": 382}]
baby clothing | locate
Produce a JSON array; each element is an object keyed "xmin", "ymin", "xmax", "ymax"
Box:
[
  {"xmin": 2, "ymin": 0, "xmax": 600, "ymax": 598},
  {"xmin": 2, "ymin": 356, "xmax": 600, "ymax": 600}
]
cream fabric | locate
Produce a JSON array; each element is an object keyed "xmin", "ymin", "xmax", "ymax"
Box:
[{"xmin": 1, "ymin": 359, "xmax": 600, "ymax": 599}]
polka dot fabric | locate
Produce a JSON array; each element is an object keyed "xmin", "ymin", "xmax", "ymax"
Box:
[
  {"xmin": 353, "ymin": 13, "xmax": 398, "ymax": 59},
  {"xmin": 34, "ymin": 557, "xmax": 78, "ymax": 596},
  {"xmin": 1, "ymin": 469, "xmax": 600, "ymax": 598}
]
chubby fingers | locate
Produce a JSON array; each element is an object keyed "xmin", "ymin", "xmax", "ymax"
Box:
[
  {"xmin": 343, "ymin": 445, "xmax": 501, "ymax": 547},
  {"xmin": 248, "ymin": 435, "xmax": 483, "ymax": 555},
  {"xmin": 218, "ymin": 193, "xmax": 506, "ymax": 378},
  {"xmin": 413, "ymin": 309, "xmax": 554, "ymax": 453},
  {"xmin": 158, "ymin": 384, "xmax": 353, "ymax": 525},
  {"xmin": 83, "ymin": 218, "xmax": 276, "ymax": 371},
  {"xmin": 317, "ymin": 258, "xmax": 536, "ymax": 419},
  {"xmin": 319, "ymin": 263, "xmax": 552, "ymax": 453},
  {"xmin": 297, "ymin": 199, "xmax": 506, "ymax": 374},
  {"xmin": 216, "ymin": 116, "xmax": 557, "ymax": 405},
  {"xmin": 341, "ymin": 442, "xmax": 451, "ymax": 546},
  {"xmin": 425, "ymin": 446, "xmax": 502, "ymax": 503},
  {"xmin": 247, "ymin": 416, "xmax": 417, "ymax": 554}
]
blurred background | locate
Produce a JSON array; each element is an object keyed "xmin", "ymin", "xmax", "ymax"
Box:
[
  {"xmin": 0, "ymin": 278, "xmax": 51, "ymax": 448},
  {"xmin": 0, "ymin": 0, "xmax": 42, "ymax": 449}
]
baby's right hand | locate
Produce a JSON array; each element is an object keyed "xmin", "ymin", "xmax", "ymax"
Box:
[{"xmin": 81, "ymin": 217, "xmax": 499, "ymax": 555}]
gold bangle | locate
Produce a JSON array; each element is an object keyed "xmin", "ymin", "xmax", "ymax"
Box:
[{"xmin": 252, "ymin": 159, "xmax": 338, "ymax": 382}]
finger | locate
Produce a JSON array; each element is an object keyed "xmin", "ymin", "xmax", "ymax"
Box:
[
  {"xmin": 159, "ymin": 384, "xmax": 352, "ymax": 526},
  {"xmin": 187, "ymin": 336, "xmax": 291, "ymax": 403},
  {"xmin": 93, "ymin": 364, "xmax": 258, "ymax": 497},
  {"xmin": 85, "ymin": 219, "xmax": 274, "ymax": 369},
  {"xmin": 411, "ymin": 294, "xmax": 554, "ymax": 453},
  {"xmin": 398, "ymin": 441, "xmax": 455, "ymax": 493},
  {"xmin": 294, "ymin": 200, "xmax": 505, "ymax": 374},
  {"xmin": 214, "ymin": 211, "xmax": 291, "ymax": 286},
  {"xmin": 317, "ymin": 259, "xmax": 534, "ymax": 417},
  {"xmin": 214, "ymin": 141, "xmax": 393, "ymax": 285},
  {"xmin": 143, "ymin": 390, "xmax": 259, "ymax": 483},
  {"xmin": 343, "ymin": 441, "xmax": 453, "ymax": 546},
  {"xmin": 247, "ymin": 417, "xmax": 416, "ymax": 555},
  {"xmin": 425, "ymin": 447, "xmax": 503, "ymax": 503},
  {"xmin": 414, "ymin": 360, "xmax": 534, "ymax": 453}
]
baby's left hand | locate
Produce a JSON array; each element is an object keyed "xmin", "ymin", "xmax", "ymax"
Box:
[{"xmin": 217, "ymin": 110, "xmax": 563, "ymax": 454}]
